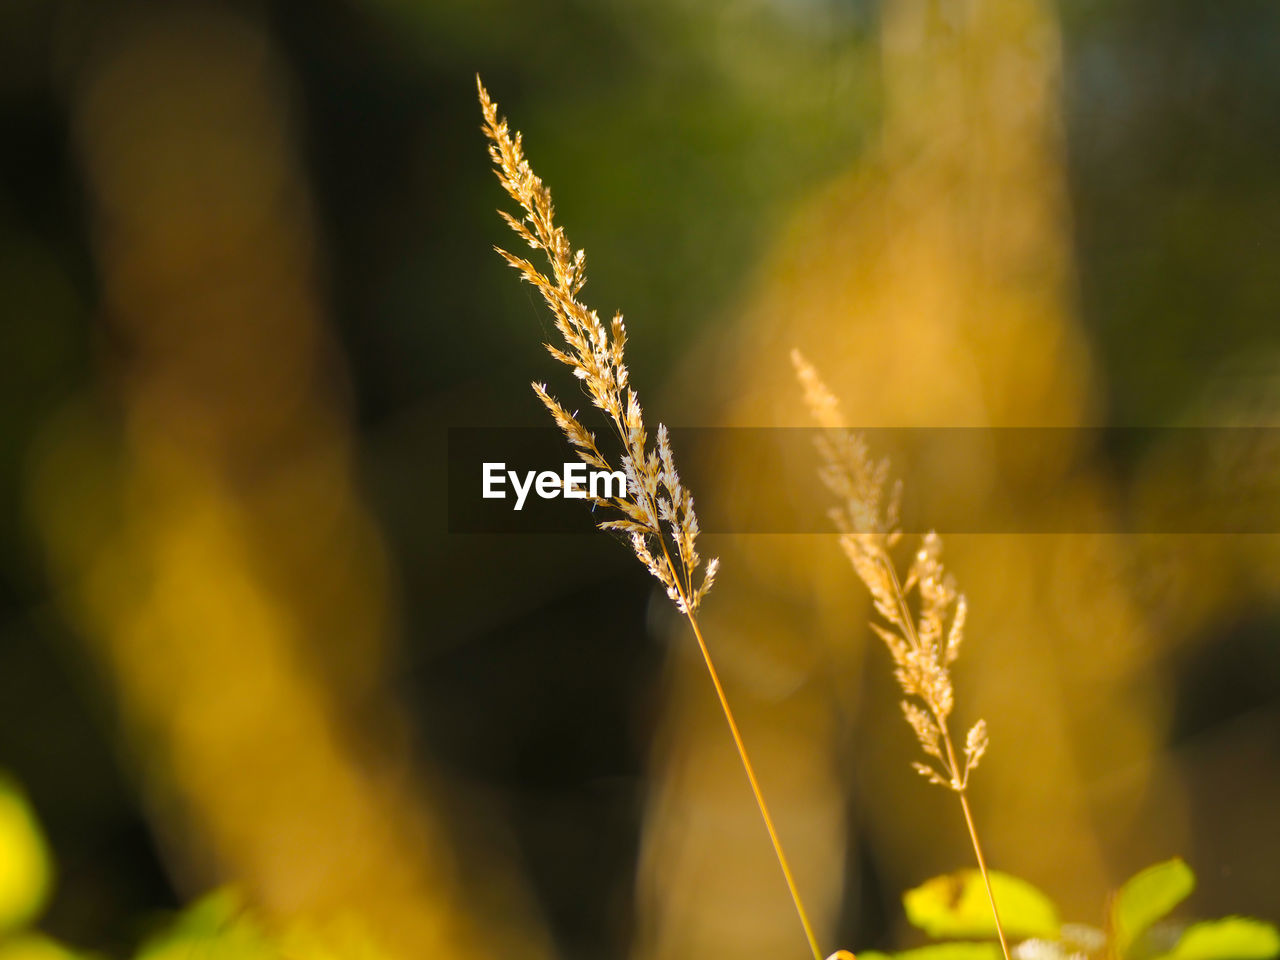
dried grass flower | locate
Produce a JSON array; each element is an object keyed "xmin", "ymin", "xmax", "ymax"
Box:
[
  {"xmin": 478, "ymin": 77, "xmax": 825, "ymax": 960},
  {"xmin": 794, "ymin": 349, "xmax": 1008, "ymax": 960}
]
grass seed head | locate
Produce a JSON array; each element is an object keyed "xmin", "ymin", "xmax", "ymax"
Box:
[
  {"xmin": 479, "ymin": 77, "xmax": 716, "ymax": 612},
  {"xmin": 791, "ymin": 349, "xmax": 984, "ymax": 792}
]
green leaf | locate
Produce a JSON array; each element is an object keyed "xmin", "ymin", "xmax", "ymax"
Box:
[
  {"xmin": 904, "ymin": 870, "xmax": 1060, "ymax": 940},
  {"xmin": 1113, "ymin": 859, "xmax": 1196, "ymax": 956},
  {"xmin": 136, "ymin": 891, "xmax": 393, "ymax": 960},
  {"xmin": 1166, "ymin": 919, "xmax": 1280, "ymax": 960},
  {"xmin": 0, "ymin": 776, "xmax": 53, "ymax": 933},
  {"xmin": 136, "ymin": 890, "xmax": 274, "ymax": 960},
  {"xmin": 896, "ymin": 944, "xmax": 1005, "ymax": 960}
]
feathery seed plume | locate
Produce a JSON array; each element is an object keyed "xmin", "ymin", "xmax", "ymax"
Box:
[
  {"xmin": 792, "ymin": 349, "xmax": 985, "ymax": 789},
  {"xmin": 793, "ymin": 349, "xmax": 1007, "ymax": 960},
  {"xmin": 478, "ymin": 77, "xmax": 715, "ymax": 614},
  {"xmin": 478, "ymin": 77, "xmax": 828, "ymax": 960}
]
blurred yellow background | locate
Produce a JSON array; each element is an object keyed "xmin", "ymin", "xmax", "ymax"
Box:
[{"xmin": 0, "ymin": 1, "xmax": 1277, "ymax": 960}]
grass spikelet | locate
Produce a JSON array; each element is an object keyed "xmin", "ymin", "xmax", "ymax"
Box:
[
  {"xmin": 478, "ymin": 76, "xmax": 826, "ymax": 960},
  {"xmin": 792, "ymin": 349, "xmax": 1010, "ymax": 960},
  {"xmin": 478, "ymin": 77, "xmax": 712, "ymax": 614}
]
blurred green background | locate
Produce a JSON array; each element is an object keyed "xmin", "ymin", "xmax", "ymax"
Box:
[{"xmin": 0, "ymin": 1, "xmax": 1277, "ymax": 960}]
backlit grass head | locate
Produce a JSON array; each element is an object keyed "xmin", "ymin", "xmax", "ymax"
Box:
[{"xmin": 477, "ymin": 77, "xmax": 716, "ymax": 614}]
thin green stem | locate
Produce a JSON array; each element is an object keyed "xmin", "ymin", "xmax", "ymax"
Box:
[
  {"xmin": 887, "ymin": 538, "xmax": 1010, "ymax": 960},
  {"xmin": 682, "ymin": 606, "xmax": 824, "ymax": 960},
  {"xmin": 657, "ymin": 539, "xmax": 822, "ymax": 960},
  {"xmin": 943, "ymin": 732, "xmax": 1011, "ymax": 960}
]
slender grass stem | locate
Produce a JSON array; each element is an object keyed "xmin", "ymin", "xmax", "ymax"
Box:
[
  {"xmin": 887, "ymin": 549, "xmax": 1011, "ymax": 960},
  {"xmin": 682, "ymin": 605, "xmax": 824, "ymax": 960},
  {"xmin": 481, "ymin": 82, "xmax": 825, "ymax": 960},
  {"xmin": 654, "ymin": 533, "xmax": 822, "ymax": 960},
  {"xmin": 943, "ymin": 733, "xmax": 1011, "ymax": 960}
]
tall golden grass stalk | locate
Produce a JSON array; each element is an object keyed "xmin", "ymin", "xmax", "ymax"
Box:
[
  {"xmin": 478, "ymin": 77, "xmax": 824, "ymax": 960},
  {"xmin": 792, "ymin": 350, "xmax": 1011, "ymax": 960}
]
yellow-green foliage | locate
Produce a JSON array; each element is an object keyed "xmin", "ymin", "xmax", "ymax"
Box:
[
  {"xmin": 860, "ymin": 944, "xmax": 1003, "ymax": 960},
  {"xmin": 860, "ymin": 860, "xmax": 1276, "ymax": 960},
  {"xmin": 905, "ymin": 872, "xmax": 1060, "ymax": 941},
  {"xmin": 1167, "ymin": 920, "xmax": 1280, "ymax": 960},
  {"xmin": 135, "ymin": 891, "xmax": 273, "ymax": 960},
  {"xmin": 136, "ymin": 889, "xmax": 393, "ymax": 960},
  {"xmin": 1112, "ymin": 859, "xmax": 1196, "ymax": 956},
  {"xmin": 0, "ymin": 777, "xmax": 52, "ymax": 935}
]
